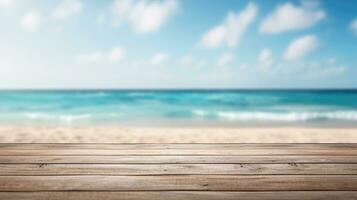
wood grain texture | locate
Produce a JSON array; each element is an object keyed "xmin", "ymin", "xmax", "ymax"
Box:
[
  {"xmin": 1, "ymin": 163, "xmax": 357, "ymax": 175},
  {"xmin": 1, "ymin": 191, "xmax": 357, "ymax": 200},
  {"xmin": 2, "ymin": 155, "xmax": 357, "ymax": 164},
  {"xmin": 1, "ymin": 175, "xmax": 357, "ymax": 191},
  {"xmin": 2, "ymin": 149, "xmax": 357, "ymax": 156},
  {"xmin": 0, "ymin": 143, "xmax": 357, "ymax": 149},
  {"xmin": 1, "ymin": 143, "xmax": 356, "ymax": 199}
]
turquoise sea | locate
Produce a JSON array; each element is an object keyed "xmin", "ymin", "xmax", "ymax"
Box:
[{"xmin": 1, "ymin": 90, "xmax": 357, "ymax": 126}]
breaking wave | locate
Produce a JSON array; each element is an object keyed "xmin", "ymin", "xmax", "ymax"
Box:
[
  {"xmin": 22, "ymin": 113, "xmax": 92, "ymax": 122},
  {"xmin": 193, "ymin": 110, "xmax": 357, "ymax": 121}
]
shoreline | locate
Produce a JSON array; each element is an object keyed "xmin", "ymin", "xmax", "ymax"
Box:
[{"xmin": 0, "ymin": 125, "xmax": 357, "ymax": 143}]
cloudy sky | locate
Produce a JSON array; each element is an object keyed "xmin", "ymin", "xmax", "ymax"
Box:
[{"xmin": 0, "ymin": 0, "xmax": 356, "ymax": 89}]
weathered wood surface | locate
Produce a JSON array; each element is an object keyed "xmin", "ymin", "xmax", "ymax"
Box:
[
  {"xmin": 2, "ymin": 175, "xmax": 357, "ymax": 191},
  {"xmin": 1, "ymin": 192, "xmax": 357, "ymax": 200},
  {"xmin": 1, "ymin": 164, "xmax": 357, "ymax": 175},
  {"xmin": 0, "ymin": 143, "xmax": 356, "ymax": 199},
  {"xmin": 3, "ymin": 149, "xmax": 357, "ymax": 156},
  {"xmin": 2, "ymin": 155, "xmax": 357, "ymax": 164}
]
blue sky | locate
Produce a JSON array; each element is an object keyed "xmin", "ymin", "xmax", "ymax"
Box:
[{"xmin": 0, "ymin": 0, "xmax": 356, "ymax": 89}]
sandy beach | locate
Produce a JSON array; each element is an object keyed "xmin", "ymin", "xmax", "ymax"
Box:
[{"xmin": 0, "ymin": 126, "xmax": 356, "ymax": 143}]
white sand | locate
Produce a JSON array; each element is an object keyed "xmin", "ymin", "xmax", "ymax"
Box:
[{"xmin": 0, "ymin": 126, "xmax": 356, "ymax": 143}]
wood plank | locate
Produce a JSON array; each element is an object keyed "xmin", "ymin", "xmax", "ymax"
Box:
[
  {"xmin": 0, "ymin": 164, "xmax": 356, "ymax": 175},
  {"xmin": 1, "ymin": 191, "xmax": 357, "ymax": 200},
  {"xmin": 1, "ymin": 175, "xmax": 357, "ymax": 191},
  {"xmin": 1, "ymin": 143, "xmax": 356, "ymax": 198},
  {"xmin": 1, "ymin": 143, "xmax": 356, "ymax": 150},
  {"xmin": 2, "ymin": 149, "xmax": 357, "ymax": 156},
  {"xmin": 2, "ymin": 155, "xmax": 357, "ymax": 164}
]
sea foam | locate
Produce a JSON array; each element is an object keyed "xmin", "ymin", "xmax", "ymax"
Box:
[
  {"xmin": 216, "ymin": 111, "xmax": 357, "ymax": 121},
  {"xmin": 23, "ymin": 113, "xmax": 92, "ymax": 122}
]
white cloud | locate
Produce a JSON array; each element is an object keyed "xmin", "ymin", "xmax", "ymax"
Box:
[
  {"xmin": 284, "ymin": 35, "xmax": 319, "ymax": 61},
  {"xmin": 112, "ymin": 0, "xmax": 178, "ymax": 33},
  {"xmin": 108, "ymin": 47, "xmax": 125, "ymax": 62},
  {"xmin": 259, "ymin": 48, "xmax": 273, "ymax": 67},
  {"xmin": 201, "ymin": 3, "xmax": 258, "ymax": 49},
  {"xmin": 77, "ymin": 47, "xmax": 125, "ymax": 63},
  {"xmin": 201, "ymin": 26, "xmax": 226, "ymax": 49},
  {"xmin": 20, "ymin": 11, "xmax": 42, "ymax": 32},
  {"xmin": 52, "ymin": 0, "xmax": 82, "ymax": 20},
  {"xmin": 260, "ymin": 2, "xmax": 325, "ymax": 34},
  {"xmin": 150, "ymin": 53, "xmax": 169, "ymax": 65},
  {"xmin": 350, "ymin": 18, "xmax": 357, "ymax": 35},
  {"xmin": 217, "ymin": 53, "xmax": 234, "ymax": 66}
]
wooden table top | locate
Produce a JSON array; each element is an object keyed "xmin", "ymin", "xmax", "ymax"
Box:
[{"xmin": 0, "ymin": 143, "xmax": 357, "ymax": 200}]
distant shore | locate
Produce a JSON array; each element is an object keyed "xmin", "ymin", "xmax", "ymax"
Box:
[{"xmin": 1, "ymin": 126, "xmax": 357, "ymax": 143}]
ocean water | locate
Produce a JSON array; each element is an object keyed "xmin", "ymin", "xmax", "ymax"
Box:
[{"xmin": 0, "ymin": 90, "xmax": 357, "ymax": 126}]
